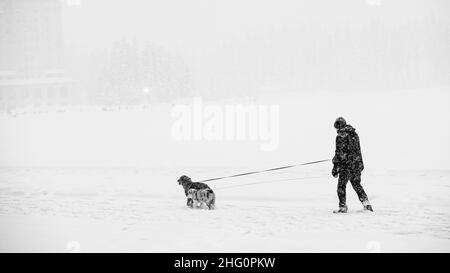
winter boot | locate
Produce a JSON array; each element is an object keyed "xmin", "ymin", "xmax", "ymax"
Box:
[
  {"xmin": 362, "ymin": 201, "xmax": 373, "ymax": 212},
  {"xmin": 333, "ymin": 206, "xmax": 348, "ymax": 213}
]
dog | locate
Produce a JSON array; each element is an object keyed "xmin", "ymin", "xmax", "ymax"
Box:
[{"xmin": 177, "ymin": 175, "xmax": 215, "ymax": 210}]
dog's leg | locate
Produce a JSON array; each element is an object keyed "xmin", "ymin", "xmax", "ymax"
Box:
[
  {"xmin": 208, "ymin": 199, "xmax": 215, "ymax": 210},
  {"xmin": 187, "ymin": 198, "xmax": 193, "ymax": 208}
]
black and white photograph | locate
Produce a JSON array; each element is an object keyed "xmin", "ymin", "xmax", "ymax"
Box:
[{"xmin": 0, "ymin": 0, "xmax": 449, "ymax": 256}]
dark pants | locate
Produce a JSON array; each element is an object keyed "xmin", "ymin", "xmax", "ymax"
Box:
[{"xmin": 337, "ymin": 169, "xmax": 369, "ymax": 207}]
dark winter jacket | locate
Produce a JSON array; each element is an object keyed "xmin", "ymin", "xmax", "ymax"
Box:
[{"xmin": 332, "ymin": 124, "xmax": 364, "ymax": 172}]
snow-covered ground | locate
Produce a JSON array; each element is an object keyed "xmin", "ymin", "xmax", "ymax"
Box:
[
  {"xmin": 0, "ymin": 88, "xmax": 449, "ymax": 252},
  {"xmin": 0, "ymin": 167, "xmax": 449, "ymax": 252}
]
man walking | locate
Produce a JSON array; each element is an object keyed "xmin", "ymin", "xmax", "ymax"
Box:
[{"xmin": 332, "ymin": 117, "xmax": 373, "ymax": 213}]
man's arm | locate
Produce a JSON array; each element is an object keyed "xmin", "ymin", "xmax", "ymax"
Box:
[
  {"xmin": 353, "ymin": 132, "xmax": 364, "ymax": 171},
  {"xmin": 332, "ymin": 136, "xmax": 340, "ymax": 177}
]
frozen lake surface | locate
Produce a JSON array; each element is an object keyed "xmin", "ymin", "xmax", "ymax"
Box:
[{"xmin": 0, "ymin": 89, "xmax": 449, "ymax": 252}]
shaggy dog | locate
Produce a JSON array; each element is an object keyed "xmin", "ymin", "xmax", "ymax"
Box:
[{"xmin": 177, "ymin": 175, "xmax": 215, "ymax": 210}]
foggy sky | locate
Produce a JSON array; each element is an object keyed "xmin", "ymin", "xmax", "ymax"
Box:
[
  {"xmin": 62, "ymin": 0, "xmax": 449, "ymax": 50},
  {"xmin": 61, "ymin": 0, "xmax": 450, "ymax": 95}
]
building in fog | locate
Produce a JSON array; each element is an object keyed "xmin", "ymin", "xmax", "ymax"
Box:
[{"xmin": 0, "ymin": 0, "xmax": 77, "ymax": 111}]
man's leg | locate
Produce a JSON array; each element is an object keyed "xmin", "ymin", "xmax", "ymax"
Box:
[
  {"xmin": 349, "ymin": 171, "xmax": 367, "ymax": 203},
  {"xmin": 337, "ymin": 171, "xmax": 349, "ymax": 209},
  {"xmin": 349, "ymin": 171, "xmax": 373, "ymax": 211}
]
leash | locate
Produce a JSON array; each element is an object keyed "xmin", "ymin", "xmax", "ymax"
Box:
[
  {"xmin": 194, "ymin": 159, "xmax": 331, "ymax": 183},
  {"xmin": 214, "ymin": 175, "xmax": 329, "ymax": 190}
]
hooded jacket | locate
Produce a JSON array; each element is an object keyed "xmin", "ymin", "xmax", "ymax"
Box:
[{"xmin": 332, "ymin": 124, "xmax": 364, "ymax": 172}]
